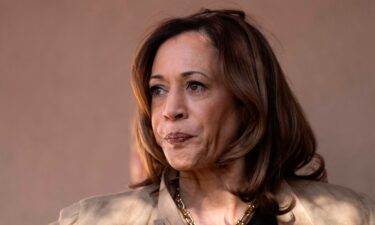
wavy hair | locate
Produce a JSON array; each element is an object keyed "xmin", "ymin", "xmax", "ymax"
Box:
[{"xmin": 131, "ymin": 9, "xmax": 326, "ymax": 216}]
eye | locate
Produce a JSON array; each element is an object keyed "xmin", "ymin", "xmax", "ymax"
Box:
[
  {"xmin": 187, "ymin": 81, "xmax": 206, "ymax": 94},
  {"xmin": 149, "ymin": 85, "xmax": 167, "ymax": 97}
]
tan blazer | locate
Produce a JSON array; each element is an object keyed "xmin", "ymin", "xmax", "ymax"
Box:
[{"xmin": 50, "ymin": 170, "xmax": 375, "ymax": 225}]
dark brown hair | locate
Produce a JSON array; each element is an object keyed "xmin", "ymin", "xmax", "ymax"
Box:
[{"xmin": 131, "ymin": 9, "xmax": 326, "ymax": 216}]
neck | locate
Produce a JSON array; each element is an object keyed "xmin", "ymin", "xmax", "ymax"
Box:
[{"xmin": 177, "ymin": 158, "xmax": 249, "ymax": 225}]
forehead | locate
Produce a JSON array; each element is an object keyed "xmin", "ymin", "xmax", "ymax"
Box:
[
  {"xmin": 151, "ymin": 31, "xmax": 218, "ymax": 76},
  {"xmin": 159, "ymin": 31, "xmax": 212, "ymax": 50}
]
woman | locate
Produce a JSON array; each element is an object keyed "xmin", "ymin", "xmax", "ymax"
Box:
[{"xmin": 51, "ymin": 9, "xmax": 375, "ymax": 225}]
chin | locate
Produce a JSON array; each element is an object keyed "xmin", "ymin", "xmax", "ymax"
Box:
[{"xmin": 167, "ymin": 159, "xmax": 197, "ymax": 171}]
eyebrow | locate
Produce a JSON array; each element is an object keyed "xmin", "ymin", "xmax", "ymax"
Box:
[{"xmin": 150, "ymin": 70, "xmax": 209, "ymax": 80}]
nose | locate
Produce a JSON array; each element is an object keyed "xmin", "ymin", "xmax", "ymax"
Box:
[{"xmin": 162, "ymin": 89, "xmax": 188, "ymax": 121}]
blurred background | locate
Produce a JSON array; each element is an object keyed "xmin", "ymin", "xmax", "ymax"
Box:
[{"xmin": 0, "ymin": 0, "xmax": 374, "ymax": 224}]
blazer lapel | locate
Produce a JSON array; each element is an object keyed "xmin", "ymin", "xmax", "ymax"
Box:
[
  {"xmin": 154, "ymin": 169, "xmax": 185, "ymax": 225},
  {"xmin": 276, "ymin": 180, "xmax": 314, "ymax": 225}
]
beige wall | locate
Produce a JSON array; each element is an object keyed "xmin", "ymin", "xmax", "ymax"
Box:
[{"xmin": 1, "ymin": 0, "xmax": 374, "ymax": 224}]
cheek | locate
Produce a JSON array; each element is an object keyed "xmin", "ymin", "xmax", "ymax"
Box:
[
  {"xmin": 151, "ymin": 118, "xmax": 157, "ymax": 139},
  {"xmin": 151, "ymin": 108, "xmax": 162, "ymax": 143},
  {"xmin": 202, "ymin": 98, "xmax": 241, "ymax": 141}
]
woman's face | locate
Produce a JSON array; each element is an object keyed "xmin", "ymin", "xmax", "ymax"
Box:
[{"xmin": 150, "ymin": 31, "xmax": 241, "ymax": 171}]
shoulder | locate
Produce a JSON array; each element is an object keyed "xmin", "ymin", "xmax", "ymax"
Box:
[
  {"xmin": 287, "ymin": 179, "xmax": 375, "ymax": 225},
  {"xmin": 50, "ymin": 184, "xmax": 159, "ymax": 225}
]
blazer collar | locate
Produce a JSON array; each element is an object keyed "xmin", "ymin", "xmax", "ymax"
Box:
[
  {"xmin": 275, "ymin": 180, "xmax": 314, "ymax": 225},
  {"xmin": 154, "ymin": 169, "xmax": 185, "ymax": 225},
  {"xmin": 154, "ymin": 169, "xmax": 314, "ymax": 225}
]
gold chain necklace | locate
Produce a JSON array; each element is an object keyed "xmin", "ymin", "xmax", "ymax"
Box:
[{"xmin": 174, "ymin": 186, "xmax": 256, "ymax": 225}]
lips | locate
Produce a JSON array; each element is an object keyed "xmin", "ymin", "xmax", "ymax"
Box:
[{"xmin": 164, "ymin": 132, "xmax": 194, "ymax": 144}]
